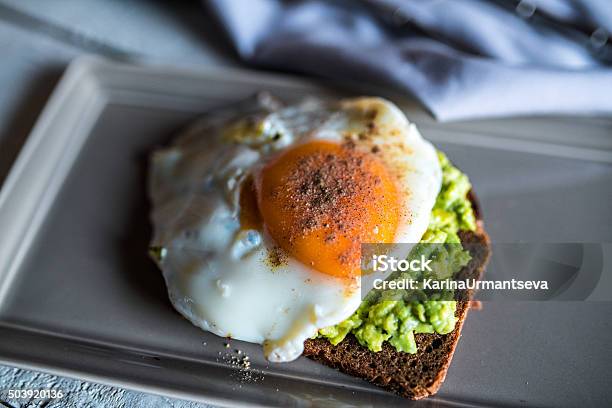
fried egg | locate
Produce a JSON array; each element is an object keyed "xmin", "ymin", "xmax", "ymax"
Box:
[{"xmin": 149, "ymin": 97, "xmax": 441, "ymax": 362}]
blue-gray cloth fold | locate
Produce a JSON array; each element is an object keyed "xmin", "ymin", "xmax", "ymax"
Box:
[{"xmin": 205, "ymin": 0, "xmax": 612, "ymax": 121}]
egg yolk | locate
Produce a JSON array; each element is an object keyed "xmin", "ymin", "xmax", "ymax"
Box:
[{"xmin": 254, "ymin": 141, "xmax": 400, "ymax": 279}]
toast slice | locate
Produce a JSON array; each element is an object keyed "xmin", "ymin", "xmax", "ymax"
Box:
[{"xmin": 303, "ymin": 191, "xmax": 491, "ymax": 400}]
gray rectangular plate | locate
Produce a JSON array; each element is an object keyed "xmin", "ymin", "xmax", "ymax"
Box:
[{"xmin": 0, "ymin": 57, "xmax": 611, "ymax": 407}]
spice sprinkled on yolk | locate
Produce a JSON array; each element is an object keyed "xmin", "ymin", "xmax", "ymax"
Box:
[{"xmin": 255, "ymin": 141, "xmax": 400, "ymax": 279}]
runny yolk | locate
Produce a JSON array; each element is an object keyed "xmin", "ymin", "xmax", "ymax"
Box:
[{"xmin": 254, "ymin": 141, "xmax": 400, "ymax": 279}]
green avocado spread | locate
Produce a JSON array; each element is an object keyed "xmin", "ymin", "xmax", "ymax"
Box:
[{"xmin": 317, "ymin": 152, "xmax": 476, "ymax": 353}]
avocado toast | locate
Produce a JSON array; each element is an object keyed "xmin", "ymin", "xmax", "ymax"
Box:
[{"xmin": 150, "ymin": 94, "xmax": 491, "ymax": 399}]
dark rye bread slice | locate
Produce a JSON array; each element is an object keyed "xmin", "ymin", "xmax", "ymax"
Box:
[{"xmin": 303, "ymin": 191, "xmax": 491, "ymax": 400}]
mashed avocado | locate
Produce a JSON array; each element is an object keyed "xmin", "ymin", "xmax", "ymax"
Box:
[{"xmin": 318, "ymin": 152, "xmax": 476, "ymax": 353}]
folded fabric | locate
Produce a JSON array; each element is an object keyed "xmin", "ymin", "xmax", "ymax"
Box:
[{"xmin": 205, "ymin": 0, "xmax": 612, "ymax": 121}]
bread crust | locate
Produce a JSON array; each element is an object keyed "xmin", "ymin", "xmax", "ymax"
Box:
[{"xmin": 303, "ymin": 192, "xmax": 491, "ymax": 400}]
